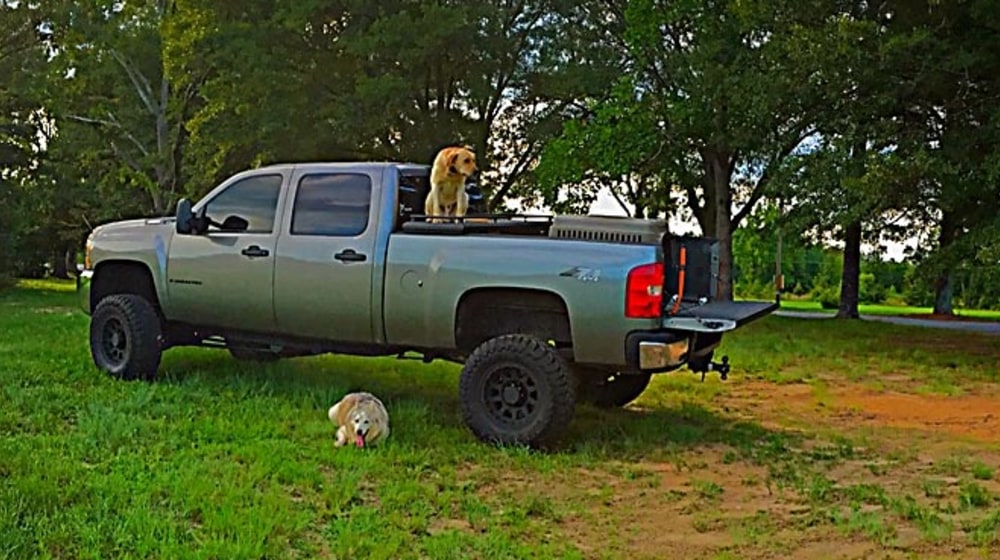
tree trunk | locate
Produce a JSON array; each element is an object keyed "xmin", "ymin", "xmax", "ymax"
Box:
[
  {"xmin": 64, "ymin": 248, "xmax": 77, "ymax": 277},
  {"xmin": 933, "ymin": 210, "xmax": 958, "ymax": 315},
  {"xmin": 836, "ymin": 220, "xmax": 862, "ymax": 319},
  {"xmin": 934, "ymin": 273, "xmax": 954, "ymax": 315},
  {"xmin": 52, "ymin": 249, "xmax": 70, "ymax": 280},
  {"xmin": 703, "ymin": 150, "xmax": 734, "ymax": 301}
]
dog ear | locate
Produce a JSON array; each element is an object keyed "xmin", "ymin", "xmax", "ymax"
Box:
[{"xmin": 447, "ymin": 150, "xmax": 459, "ymax": 167}]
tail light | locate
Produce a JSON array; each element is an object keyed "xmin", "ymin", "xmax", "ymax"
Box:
[{"xmin": 625, "ymin": 262, "xmax": 664, "ymax": 318}]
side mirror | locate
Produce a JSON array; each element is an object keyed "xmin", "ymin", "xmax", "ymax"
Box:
[
  {"xmin": 175, "ymin": 198, "xmax": 194, "ymax": 234},
  {"xmin": 220, "ymin": 215, "xmax": 249, "ymax": 232}
]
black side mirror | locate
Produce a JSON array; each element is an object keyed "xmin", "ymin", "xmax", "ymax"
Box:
[
  {"xmin": 220, "ymin": 215, "xmax": 249, "ymax": 232},
  {"xmin": 176, "ymin": 198, "xmax": 194, "ymax": 234}
]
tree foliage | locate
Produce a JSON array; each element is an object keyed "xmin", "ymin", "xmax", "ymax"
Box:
[
  {"xmin": 1, "ymin": 0, "xmax": 998, "ymax": 313},
  {"xmin": 536, "ymin": 0, "xmax": 875, "ymax": 300}
]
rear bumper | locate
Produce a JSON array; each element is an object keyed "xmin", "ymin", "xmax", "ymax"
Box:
[
  {"xmin": 624, "ymin": 300, "xmax": 779, "ymax": 373},
  {"xmin": 624, "ymin": 330, "xmax": 690, "ymax": 374},
  {"xmin": 77, "ymin": 269, "xmax": 93, "ymax": 315}
]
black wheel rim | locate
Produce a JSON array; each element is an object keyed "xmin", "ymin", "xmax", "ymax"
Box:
[
  {"xmin": 483, "ymin": 365, "xmax": 540, "ymax": 426},
  {"xmin": 100, "ymin": 317, "xmax": 129, "ymax": 367}
]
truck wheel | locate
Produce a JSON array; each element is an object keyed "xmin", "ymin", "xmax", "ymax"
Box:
[
  {"xmin": 575, "ymin": 366, "xmax": 651, "ymax": 408},
  {"xmin": 89, "ymin": 294, "xmax": 163, "ymax": 381},
  {"xmin": 459, "ymin": 334, "xmax": 576, "ymax": 448},
  {"xmin": 227, "ymin": 347, "xmax": 281, "ymax": 363}
]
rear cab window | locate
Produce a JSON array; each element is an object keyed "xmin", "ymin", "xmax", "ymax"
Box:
[{"xmin": 290, "ymin": 173, "xmax": 373, "ymax": 237}]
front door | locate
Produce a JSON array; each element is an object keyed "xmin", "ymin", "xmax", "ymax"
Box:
[
  {"xmin": 165, "ymin": 171, "xmax": 287, "ymax": 333},
  {"xmin": 273, "ymin": 170, "xmax": 379, "ymax": 342}
]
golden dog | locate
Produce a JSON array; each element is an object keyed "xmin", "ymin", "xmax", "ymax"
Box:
[
  {"xmin": 426, "ymin": 145, "xmax": 477, "ymax": 223},
  {"xmin": 328, "ymin": 392, "xmax": 390, "ymax": 448}
]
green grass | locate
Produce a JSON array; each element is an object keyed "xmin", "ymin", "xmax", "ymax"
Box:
[
  {"xmin": 718, "ymin": 309, "xmax": 1000, "ymax": 393},
  {"xmin": 777, "ymin": 298, "xmax": 1000, "ymax": 320},
  {"xmin": 3, "ymin": 279, "xmax": 1000, "ymax": 558}
]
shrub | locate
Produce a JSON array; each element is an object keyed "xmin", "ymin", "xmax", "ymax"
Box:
[
  {"xmin": 814, "ymin": 285, "xmax": 840, "ymax": 309},
  {"xmin": 859, "ymin": 272, "xmax": 887, "ymax": 304}
]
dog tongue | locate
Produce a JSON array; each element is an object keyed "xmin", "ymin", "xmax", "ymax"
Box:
[{"xmin": 355, "ymin": 435, "xmax": 365, "ymax": 448}]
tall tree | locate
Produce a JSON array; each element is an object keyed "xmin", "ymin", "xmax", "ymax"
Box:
[
  {"xmin": 536, "ymin": 0, "xmax": 867, "ymax": 300},
  {"xmin": 47, "ymin": 0, "xmax": 203, "ymax": 215},
  {"xmin": 169, "ymin": 0, "xmax": 598, "ymax": 203},
  {"xmin": 887, "ymin": 0, "xmax": 1000, "ymax": 315},
  {"xmin": 0, "ymin": 1, "xmax": 54, "ymax": 282}
]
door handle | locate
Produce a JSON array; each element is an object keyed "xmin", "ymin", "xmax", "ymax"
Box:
[
  {"xmin": 241, "ymin": 245, "xmax": 270, "ymax": 258},
  {"xmin": 334, "ymin": 249, "xmax": 367, "ymax": 262}
]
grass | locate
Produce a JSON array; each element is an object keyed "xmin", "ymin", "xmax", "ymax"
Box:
[
  {"xmin": 777, "ymin": 298, "xmax": 1000, "ymax": 320},
  {"xmin": 3, "ymin": 278, "xmax": 1000, "ymax": 558}
]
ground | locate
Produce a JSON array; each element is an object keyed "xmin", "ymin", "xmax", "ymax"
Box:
[{"xmin": 2, "ymin": 280, "xmax": 999, "ymax": 559}]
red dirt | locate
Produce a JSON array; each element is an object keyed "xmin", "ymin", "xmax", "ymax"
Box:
[
  {"xmin": 458, "ymin": 380, "xmax": 1000, "ymax": 559},
  {"xmin": 834, "ymin": 390, "xmax": 1000, "ymax": 443},
  {"xmin": 728, "ymin": 381, "xmax": 1000, "ymax": 444}
]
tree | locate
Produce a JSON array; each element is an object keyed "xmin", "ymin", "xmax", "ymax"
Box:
[
  {"xmin": 0, "ymin": 1, "xmax": 55, "ymax": 283},
  {"xmin": 535, "ymin": 0, "xmax": 868, "ymax": 300},
  {"xmin": 169, "ymin": 0, "xmax": 596, "ymax": 204},
  {"xmin": 46, "ymin": 0, "xmax": 203, "ymax": 215},
  {"xmin": 885, "ymin": 0, "xmax": 1000, "ymax": 315}
]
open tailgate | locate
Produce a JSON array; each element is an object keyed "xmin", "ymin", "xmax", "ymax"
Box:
[{"xmin": 662, "ymin": 300, "xmax": 779, "ymax": 333}]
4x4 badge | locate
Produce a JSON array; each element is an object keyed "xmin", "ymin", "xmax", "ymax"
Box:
[{"xmin": 559, "ymin": 267, "xmax": 601, "ymax": 282}]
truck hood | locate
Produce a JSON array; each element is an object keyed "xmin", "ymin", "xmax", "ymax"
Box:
[{"xmin": 91, "ymin": 217, "xmax": 176, "ymax": 239}]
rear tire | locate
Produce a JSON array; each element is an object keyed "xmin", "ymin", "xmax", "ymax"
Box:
[
  {"xmin": 89, "ymin": 294, "xmax": 163, "ymax": 381},
  {"xmin": 575, "ymin": 366, "xmax": 651, "ymax": 408},
  {"xmin": 459, "ymin": 334, "xmax": 576, "ymax": 448}
]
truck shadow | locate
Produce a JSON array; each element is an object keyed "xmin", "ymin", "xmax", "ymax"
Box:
[{"xmin": 157, "ymin": 350, "xmax": 794, "ymax": 461}]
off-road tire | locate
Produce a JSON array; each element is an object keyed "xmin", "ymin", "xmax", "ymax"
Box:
[
  {"xmin": 575, "ymin": 366, "xmax": 651, "ymax": 408},
  {"xmin": 227, "ymin": 346, "xmax": 281, "ymax": 363},
  {"xmin": 459, "ymin": 333, "xmax": 577, "ymax": 448},
  {"xmin": 89, "ymin": 294, "xmax": 163, "ymax": 381}
]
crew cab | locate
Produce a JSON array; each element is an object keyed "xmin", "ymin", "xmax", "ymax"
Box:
[{"xmin": 78, "ymin": 161, "xmax": 777, "ymax": 447}]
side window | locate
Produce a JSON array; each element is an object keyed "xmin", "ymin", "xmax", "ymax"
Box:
[
  {"xmin": 203, "ymin": 174, "xmax": 283, "ymax": 233},
  {"xmin": 291, "ymin": 173, "xmax": 372, "ymax": 237}
]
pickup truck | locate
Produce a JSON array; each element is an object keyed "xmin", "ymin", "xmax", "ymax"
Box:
[{"xmin": 77, "ymin": 161, "xmax": 777, "ymax": 448}]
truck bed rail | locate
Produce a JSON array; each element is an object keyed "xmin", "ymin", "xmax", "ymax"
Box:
[{"xmin": 400, "ymin": 214, "xmax": 554, "ymax": 236}]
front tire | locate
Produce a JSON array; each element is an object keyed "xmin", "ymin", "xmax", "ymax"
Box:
[
  {"xmin": 459, "ymin": 334, "xmax": 577, "ymax": 448},
  {"xmin": 575, "ymin": 366, "xmax": 651, "ymax": 408},
  {"xmin": 89, "ymin": 294, "xmax": 163, "ymax": 381}
]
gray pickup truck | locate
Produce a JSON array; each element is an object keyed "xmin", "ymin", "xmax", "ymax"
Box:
[{"xmin": 77, "ymin": 161, "xmax": 777, "ymax": 447}]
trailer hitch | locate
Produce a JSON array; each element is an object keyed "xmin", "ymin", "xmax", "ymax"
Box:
[{"xmin": 691, "ymin": 355, "xmax": 730, "ymax": 382}]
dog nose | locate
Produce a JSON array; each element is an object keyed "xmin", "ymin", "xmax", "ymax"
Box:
[{"xmin": 356, "ymin": 428, "xmax": 364, "ymax": 436}]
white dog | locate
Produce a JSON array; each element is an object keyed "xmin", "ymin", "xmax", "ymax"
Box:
[{"xmin": 328, "ymin": 392, "xmax": 390, "ymax": 448}]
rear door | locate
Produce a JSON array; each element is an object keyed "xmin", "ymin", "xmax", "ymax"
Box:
[
  {"xmin": 165, "ymin": 170, "xmax": 288, "ymax": 332},
  {"xmin": 272, "ymin": 168, "xmax": 380, "ymax": 342}
]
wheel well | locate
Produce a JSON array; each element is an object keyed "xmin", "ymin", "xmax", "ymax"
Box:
[
  {"xmin": 91, "ymin": 261, "xmax": 161, "ymax": 314},
  {"xmin": 455, "ymin": 288, "xmax": 572, "ymax": 355}
]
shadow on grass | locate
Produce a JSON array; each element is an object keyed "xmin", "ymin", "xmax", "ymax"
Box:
[{"xmin": 155, "ymin": 347, "xmax": 796, "ymax": 462}]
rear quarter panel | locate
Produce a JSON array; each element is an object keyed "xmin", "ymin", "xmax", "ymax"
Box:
[{"xmin": 383, "ymin": 234, "xmax": 661, "ymax": 366}]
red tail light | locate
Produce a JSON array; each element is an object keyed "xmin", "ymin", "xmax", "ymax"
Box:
[{"xmin": 625, "ymin": 262, "xmax": 664, "ymax": 318}]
